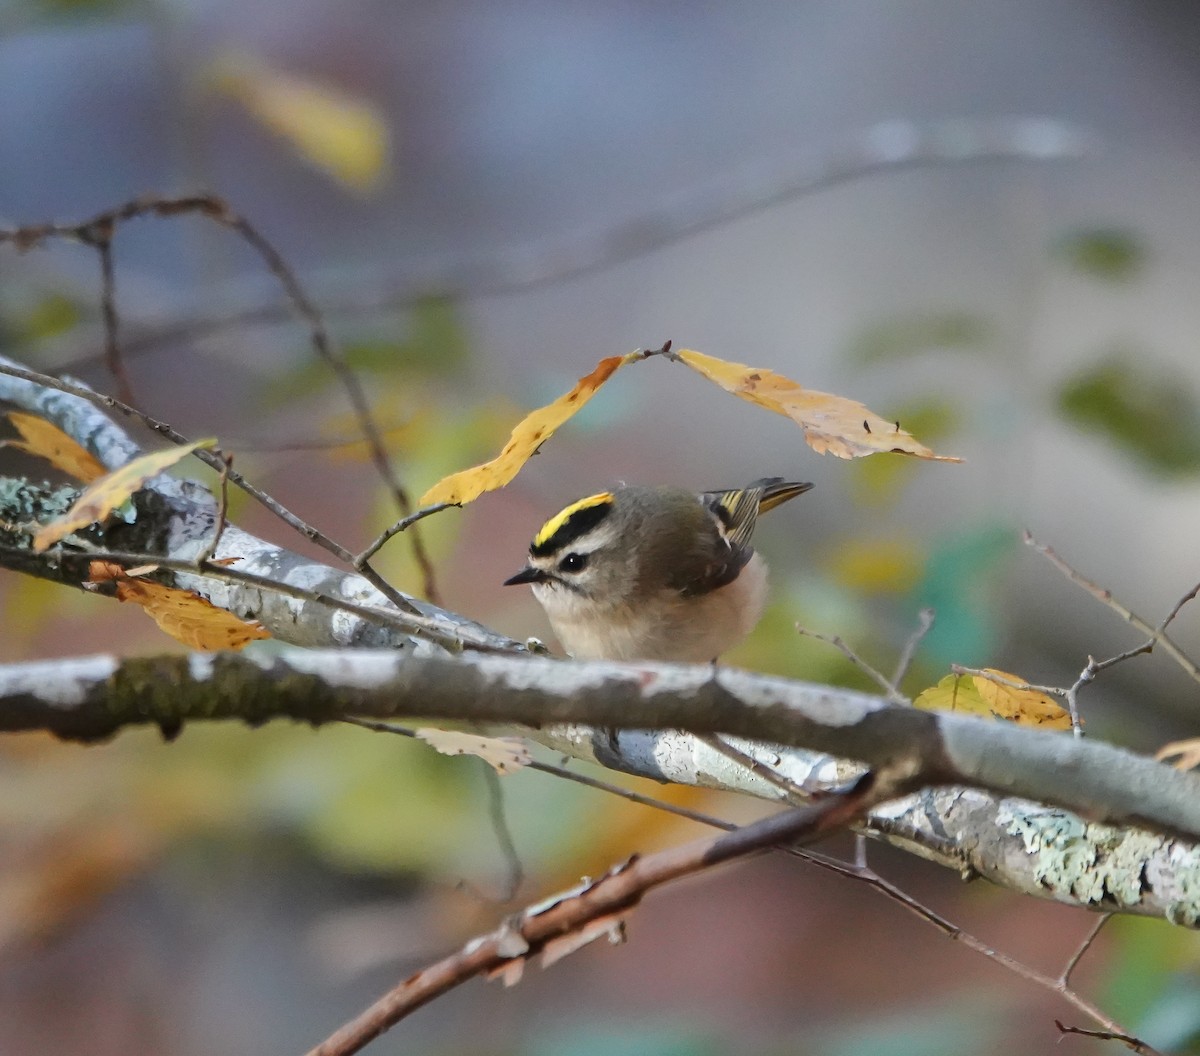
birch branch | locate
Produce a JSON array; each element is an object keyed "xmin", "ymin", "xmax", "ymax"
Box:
[{"xmin": 2, "ymin": 355, "xmax": 1199, "ymax": 928}]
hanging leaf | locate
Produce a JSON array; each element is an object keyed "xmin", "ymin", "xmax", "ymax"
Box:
[
  {"xmin": 419, "ymin": 351, "xmax": 641, "ymax": 506},
  {"xmin": 88, "ymin": 561, "xmax": 270, "ymax": 651},
  {"xmin": 32, "ymin": 439, "xmax": 215, "ymax": 551},
  {"xmin": 416, "ymin": 728, "xmax": 532, "ymax": 774},
  {"xmin": 2, "ymin": 412, "xmax": 106, "ymax": 481},
  {"xmin": 673, "ymin": 348, "xmax": 960, "ymax": 461}
]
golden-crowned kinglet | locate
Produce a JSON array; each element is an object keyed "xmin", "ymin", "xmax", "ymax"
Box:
[{"xmin": 504, "ymin": 478, "xmax": 812, "ymax": 661}]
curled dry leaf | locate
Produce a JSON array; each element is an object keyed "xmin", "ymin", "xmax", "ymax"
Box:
[
  {"xmin": 418, "ymin": 346, "xmax": 957, "ymax": 509},
  {"xmin": 32, "ymin": 439, "xmax": 215, "ymax": 552},
  {"xmin": 674, "ymin": 348, "xmax": 961, "ymax": 461},
  {"xmin": 415, "ymin": 727, "xmax": 533, "ymax": 774},
  {"xmin": 88, "ymin": 561, "xmax": 270, "ymax": 651},
  {"xmin": 1155, "ymin": 738, "xmax": 1200, "ymax": 771},
  {"xmin": 913, "ymin": 669, "xmax": 1072, "ymax": 730},
  {"xmin": 419, "ymin": 351, "xmax": 641, "ymax": 506},
  {"xmin": 2, "ymin": 412, "xmax": 107, "ymax": 482}
]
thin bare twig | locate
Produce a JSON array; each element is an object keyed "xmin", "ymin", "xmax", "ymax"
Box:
[
  {"xmin": 1024, "ymin": 531, "xmax": 1200, "ymax": 686},
  {"xmin": 356, "ymin": 503, "xmax": 457, "ymax": 567},
  {"xmin": 75, "ymin": 221, "xmax": 134, "ymax": 405},
  {"xmin": 195, "ymin": 453, "xmax": 232, "ymax": 566},
  {"xmin": 891, "ymin": 606, "xmax": 935, "ymax": 689},
  {"xmin": 797, "ymin": 625, "xmax": 907, "ymax": 703},
  {"xmin": 698, "ymin": 732, "xmax": 811, "ymax": 803},
  {"xmin": 1059, "ymin": 913, "xmax": 1113, "ymax": 987},
  {"xmin": 480, "ymin": 765, "xmax": 524, "ymax": 902},
  {"xmin": 46, "ymin": 117, "xmax": 1092, "ymax": 369},
  {"xmin": 2, "ymin": 194, "xmax": 441, "ymax": 604},
  {"xmin": 0, "ymin": 544, "xmax": 498, "ymax": 654},
  {"xmin": 0, "ymin": 359, "xmax": 419, "ymax": 616},
  {"xmin": 1056, "ymin": 1020, "xmax": 1160, "ymax": 1054}
]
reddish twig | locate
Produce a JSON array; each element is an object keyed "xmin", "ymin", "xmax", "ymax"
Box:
[{"xmin": 305, "ymin": 771, "xmax": 888, "ymax": 1056}]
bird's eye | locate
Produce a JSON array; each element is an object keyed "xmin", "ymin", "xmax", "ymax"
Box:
[{"xmin": 558, "ymin": 552, "xmax": 588, "ymax": 573}]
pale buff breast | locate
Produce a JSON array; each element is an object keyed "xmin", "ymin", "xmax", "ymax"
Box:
[{"xmin": 541, "ymin": 554, "xmax": 770, "ymax": 662}]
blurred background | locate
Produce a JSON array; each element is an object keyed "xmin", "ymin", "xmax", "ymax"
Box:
[{"xmin": 2, "ymin": 1, "xmax": 1200, "ymax": 1053}]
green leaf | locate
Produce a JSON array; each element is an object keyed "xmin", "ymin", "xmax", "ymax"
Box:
[
  {"xmin": 1057, "ymin": 353, "xmax": 1200, "ymax": 475},
  {"xmin": 264, "ymin": 296, "xmax": 469, "ymax": 405},
  {"xmin": 1055, "ymin": 228, "xmax": 1145, "ymax": 282},
  {"xmin": 849, "ymin": 311, "xmax": 991, "ymax": 364}
]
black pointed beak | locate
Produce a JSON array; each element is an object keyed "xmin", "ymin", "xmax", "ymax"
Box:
[{"xmin": 504, "ymin": 566, "xmax": 549, "ymax": 586}]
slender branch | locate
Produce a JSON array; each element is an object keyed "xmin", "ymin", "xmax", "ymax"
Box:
[
  {"xmin": 39, "ymin": 117, "xmax": 1093, "ymax": 368},
  {"xmin": 305, "ymin": 771, "xmax": 888, "ymax": 1056},
  {"xmin": 892, "ymin": 606, "xmax": 935, "ymax": 688},
  {"xmin": 796, "ymin": 625, "xmax": 907, "ymax": 703},
  {"xmin": 1025, "ymin": 531, "xmax": 1200, "ymax": 686}
]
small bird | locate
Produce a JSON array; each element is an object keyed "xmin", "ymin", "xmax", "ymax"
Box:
[{"xmin": 504, "ymin": 478, "xmax": 812, "ymax": 661}]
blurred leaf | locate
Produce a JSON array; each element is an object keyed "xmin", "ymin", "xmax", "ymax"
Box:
[
  {"xmin": 848, "ymin": 397, "xmax": 961, "ymax": 506},
  {"xmin": 15, "ymin": 293, "xmax": 83, "ymax": 341},
  {"xmin": 17, "ymin": 0, "xmax": 138, "ymax": 23},
  {"xmin": 2, "ymin": 412, "xmax": 106, "ymax": 481},
  {"xmin": 264, "ymin": 297, "xmax": 468, "ymax": 406},
  {"xmin": 849, "ymin": 311, "xmax": 991, "ymax": 364},
  {"xmin": 210, "ymin": 50, "xmax": 388, "ymax": 193},
  {"xmin": 813, "ymin": 997, "xmax": 1006, "ymax": 1056},
  {"xmin": 910, "ymin": 523, "xmax": 1016, "ymax": 667},
  {"xmin": 1157, "ymin": 738, "xmax": 1200, "ymax": 771},
  {"xmin": 828, "ymin": 537, "xmax": 923, "ymax": 594},
  {"xmin": 1104, "ymin": 916, "xmax": 1199, "ymax": 1028},
  {"xmin": 1055, "ymin": 228, "xmax": 1145, "ymax": 282},
  {"xmin": 1058, "ymin": 353, "xmax": 1200, "ymax": 474},
  {"xmin": 529, "ymin": 1024, "xmax": 720, "ymax": 1056}
]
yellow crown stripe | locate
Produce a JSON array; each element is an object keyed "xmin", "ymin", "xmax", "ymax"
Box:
[{"xmin": 534, "ymin": 492, "xmax": 614, "ymax": 548}]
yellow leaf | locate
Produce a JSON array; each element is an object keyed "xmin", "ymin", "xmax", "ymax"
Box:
[
  {"xmin": 1156, "ymin": 738, "xmax": 1200, "ymax": 771},
  {"xmin": 2, "ymin": 412, "xmax": 106, "ymax": 482},
  {"xmin": 827, "ymin": 537, "xmax": 923, "ymax": 593},
  {"xmin": 211, "ymin": 51, "xmax": 388, "ymax": 193},
  {"xmin": 89, "ymin": 561, "xmax": 270, "ymax": 651},
  {"xmin": 674, "ymin": 348, "xmax": 960, "ymax": 461},
  {"xmin": 33, "ymin": 439, "xmax": 215, "ymax": 552},
  {"xmin": 419, "ymin": 351, "xmax": 641, "ymax": 506},
  {"xmin": 415, "ymin": 728, "xmax": 532, "ymax": 774},
  {"xmin": 913, "ymin": 669, "xmax": 1072, "ymax": 730}
]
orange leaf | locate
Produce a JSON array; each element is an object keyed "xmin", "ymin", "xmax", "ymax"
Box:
[
  {"xmin": 2, "ymin": 412, "xmax": 106, "ymax": 481},
  {"xmin": 415, "ymin": 728, "xmax": 532, "ymax": 774},
  {"xmin": 1156, "ymin": 737, "xmax": 1200, "ymax": 771},
  {"xmin": 419, "ymin": 352, "xmax": 640, "ymax": 506},
  {"xmin": 33, "ymin": 439, "xmax": 215, "ymax": 552},
  {"xmin": 89, "ymin": 561, "xmax": 269, "ymax": 651},
  {"xmin": 675, "ymin": 348, "xmax": 960, "ymax": 461}
]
